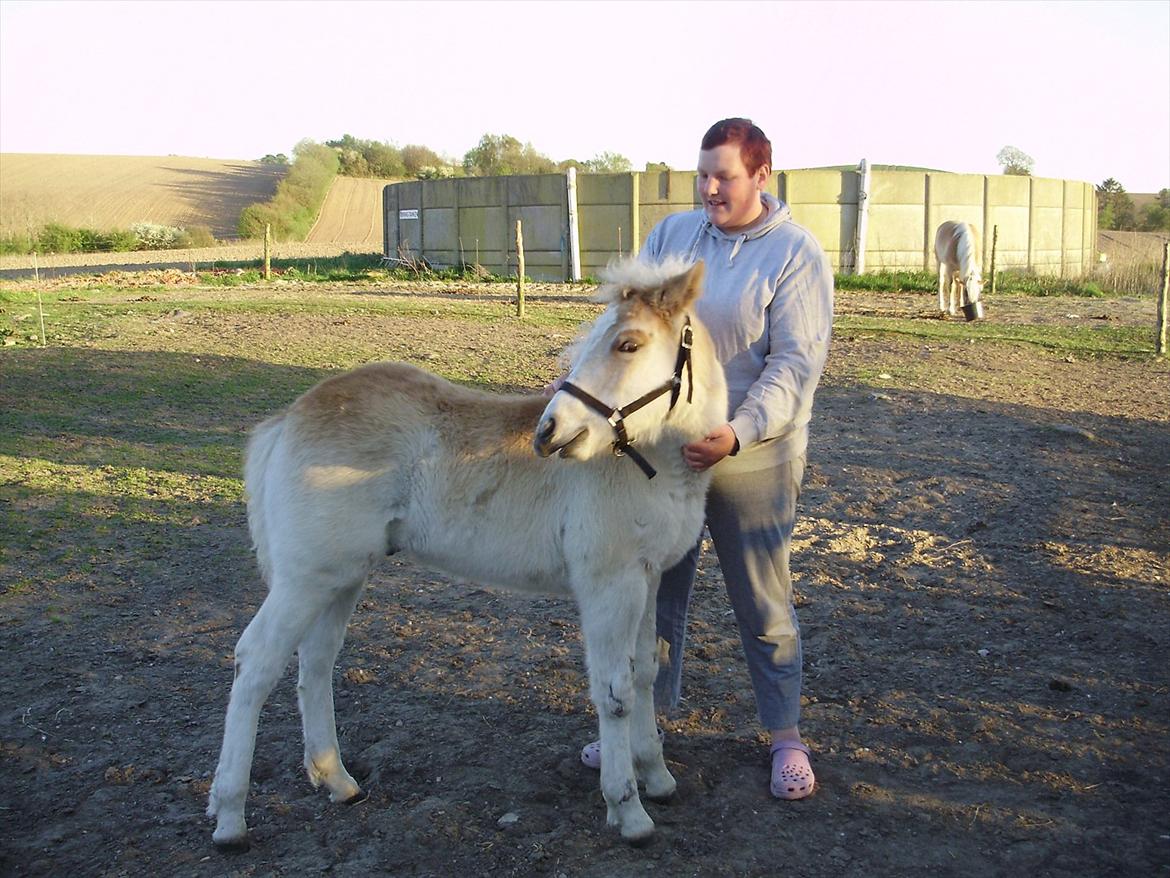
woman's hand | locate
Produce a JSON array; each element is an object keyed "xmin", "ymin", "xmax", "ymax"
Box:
[
  {"xmin": 682, "ymin": 423, "xmax": 738, "ymax": 471},
  {"xmin": 542, "ymin": 374, "xmax": 567, "ymax": 398}
]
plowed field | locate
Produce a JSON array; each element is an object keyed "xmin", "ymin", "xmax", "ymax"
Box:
[
  {"xmin": 305, "ymin": 176, "xmax": 398, "ymax": 246},
  {"xmin": 0, "ymin": 153, "xmax": 286, "ymax": 239}
]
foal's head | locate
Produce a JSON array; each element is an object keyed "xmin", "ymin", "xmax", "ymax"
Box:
[{"xmin": 535, "ymin": 257, "xmax": 705, "ymax": 463}]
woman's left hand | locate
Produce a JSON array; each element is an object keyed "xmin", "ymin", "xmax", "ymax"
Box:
[{"xmin": 682, "ymin": 424, "xmax": 738, "ymax": 471}]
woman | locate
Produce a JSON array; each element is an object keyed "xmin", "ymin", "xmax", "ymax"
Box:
[{"xmin": 580, "ymin": 118, "xmax": 834, "ymax": 800}]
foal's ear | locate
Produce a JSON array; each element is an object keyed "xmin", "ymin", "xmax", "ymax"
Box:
[{"xmin": 660, "ymin": 260, "xmax": 705, "ymax": 312}]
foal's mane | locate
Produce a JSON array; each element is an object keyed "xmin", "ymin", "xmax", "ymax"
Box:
[{"xmin": 594, "ymin": 256, "xmax": 698, "ymax": 306}]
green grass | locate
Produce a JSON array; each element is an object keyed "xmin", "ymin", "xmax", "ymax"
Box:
[
  {"xmin": 195, "ymin": 259, "xmax": 520, "ymax": 286},
  {"xmin": 834, "ymin": 314, "xmax": 1155, "ymax": 356},
  {"xmin": 834, "ymin": 269, "xmax": 1115, "ymax": 298}
]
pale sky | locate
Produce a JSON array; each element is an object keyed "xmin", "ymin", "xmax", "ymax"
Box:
[{"xmin": 1, "ymin": 0, "xmax": 1167, "ymax": 192}]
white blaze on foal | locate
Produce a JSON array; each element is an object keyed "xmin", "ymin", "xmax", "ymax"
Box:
[{"xmin": 207, "ymin": 257, "xmax": 728, "ymax": 847}]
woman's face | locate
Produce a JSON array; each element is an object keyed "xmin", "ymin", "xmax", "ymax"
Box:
[{"xmin": 696, "ymin": 144, "xmax": 769, "ymax": 232}]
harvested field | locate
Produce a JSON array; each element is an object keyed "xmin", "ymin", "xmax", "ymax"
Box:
[
  {"xmin": 0, "ymin": 275, "xmax": 1167, "ymax": 877},
  {"xmin": 0, "ymin": 153, "xmax": 286, "ymax": 239},
  {"xmin": 306, "ymin": 176, "xmax": 399, "ymax": 246}
]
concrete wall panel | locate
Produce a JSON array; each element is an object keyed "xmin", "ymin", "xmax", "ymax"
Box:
[{"xmin": 384, "ymin": 169, "xmax": 1097, "ymax": 280}]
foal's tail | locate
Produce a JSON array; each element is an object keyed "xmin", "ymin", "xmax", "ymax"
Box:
[{"xmin": 243, "ymin": 413, "xmax": 286, "ymax": 586}]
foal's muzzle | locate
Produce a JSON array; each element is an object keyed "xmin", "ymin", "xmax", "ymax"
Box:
[{"xmin": 533, "ymin": 414, "xmax": 589, "ymax": 459}]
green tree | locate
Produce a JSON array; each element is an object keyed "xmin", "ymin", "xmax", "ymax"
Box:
[
  {"xmin": 462, "ymin": 134, "xmax": 555, "ymax": 176},
  {"xmin": 645, "ymin": 161, "xmax": 672, "ymax": 173},
  {"xmin": 401, "ymin": 144, "xmax": 448, "ymax": 177},
  {"xmin": 365, "ymin": 141, "xmax": 405, "ymax": 177},
  {"xmin": 583, "ymin": 151, "xmax": 633, "ymax": 173},
  {"xmin": 1097, "ymin": 178, "xmax": 1137, "ymax": 231},
  {"xmin": 1142, "ymin": 187, "xmax": 1170, "ymax": 230},
  {"xmin": 996, "ymin": 145, "xmax": 1034, "ymax": 176}
]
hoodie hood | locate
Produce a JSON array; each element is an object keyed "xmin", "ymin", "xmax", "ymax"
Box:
[{"xmin": 688, "ymin": 193, "xmax": 792, "ymax": 265}]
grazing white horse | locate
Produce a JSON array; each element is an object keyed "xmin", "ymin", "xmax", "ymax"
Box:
[
  {"xmin": 207, "ymin": 258, "xmax": 728, "ymax": 847},
  {"xmin": 935, "ymin": 220, "xmax": 984, "ymax": 320}
]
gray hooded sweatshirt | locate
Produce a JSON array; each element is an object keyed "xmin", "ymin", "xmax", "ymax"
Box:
[{"xmin": 641, "ymin": 193, "xmax": 834, "ymax": 471}]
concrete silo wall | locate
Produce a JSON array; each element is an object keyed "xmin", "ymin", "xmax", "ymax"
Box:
[{"xmin": 385, "ymin": 168, "xmax": 1097, "ymax": 281}]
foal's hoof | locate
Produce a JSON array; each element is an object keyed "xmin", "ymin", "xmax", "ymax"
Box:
[
  {"xmin": 213, "ymin": 834, "xmax": 251, "ymax": 854},
  {"xmin": 625, "ymin": 826, "xmax": 657, "ymax": 848},
  {"xmin": 339, "ymin": 788, "xmax": 366, "ymax": 806},
  {"xmin": 643, "ymin": 788, "xmax": 675, "ymax": 804}
]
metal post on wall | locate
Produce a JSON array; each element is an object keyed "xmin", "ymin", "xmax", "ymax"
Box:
[
  {"xmin": 566, "ymin": 168, "xmax": 582, "ymax": 281},
  {"xmin": 516, "ymin": 219, "xmax": 526, "ymax": 319},
  {"xmin": 854, "ymin": 159, "xmax": 870, "ymax": 274}
]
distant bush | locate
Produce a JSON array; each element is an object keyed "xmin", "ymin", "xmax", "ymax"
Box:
[
  {"xmin": 131, "ymin": 222, "xmax": 186, "ymax": 249},
  {"xmin": 239, "ymin": 140, "xmax": 340, "ymax": 241},
  {"xmin": 0, "ymin": 221, "xmax": 218, "ymax": 255},
  {"xmin": 183, "ymin": 225, "xmax": 217, "ymax": 248}
]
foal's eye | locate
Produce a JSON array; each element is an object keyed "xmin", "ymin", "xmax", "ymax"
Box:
[{"xmin": 617, "ymin": 339, "xmax": 640, "ymax": 354}]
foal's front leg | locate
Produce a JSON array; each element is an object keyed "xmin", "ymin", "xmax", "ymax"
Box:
[
  {"xmin": 577, "ymin": 571, "xmax": 656, "ymax": 842},
  {"xmin": 631, "ymin": 579, "xmax": 675, "ymax": 801}
]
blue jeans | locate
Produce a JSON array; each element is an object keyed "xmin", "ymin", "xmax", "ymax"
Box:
[{"xmin": 653, "ymin": 456, "xmax": 805, "ymax": 731}]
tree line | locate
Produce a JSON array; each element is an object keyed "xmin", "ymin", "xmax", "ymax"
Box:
[
  {"xmin": 1097, "ymin": 181, "xmax": 1170, "ymax": 233},
  {"xmin": 263, "ymin": 133, "xmax": 646, "ymax": 180}
]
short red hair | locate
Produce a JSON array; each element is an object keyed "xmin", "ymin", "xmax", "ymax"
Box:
[{"xmin": 700, "ymin": 118, "xmax": 772, "ymax": 176}]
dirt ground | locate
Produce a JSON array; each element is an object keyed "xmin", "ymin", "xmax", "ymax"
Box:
[{"xmin": 1, "ymin": 285, "xmax": 1168, "ymax": 877}]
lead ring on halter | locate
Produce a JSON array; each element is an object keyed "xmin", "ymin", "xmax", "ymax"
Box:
[{"xmin": 558, "ymin": 317, "xmax": 694, "ymax": 480}]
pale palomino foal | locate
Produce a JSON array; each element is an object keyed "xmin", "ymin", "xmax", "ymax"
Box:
[
  {"xmin": 935, "ymin": 220, "xmax": 984, "ymax": 320},
  {"xmin": 207, "ymin": 258, "xmax": 728, "ymax": 847}
]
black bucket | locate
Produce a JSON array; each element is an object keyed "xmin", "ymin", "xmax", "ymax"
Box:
[{"xmin": 962, "ymin": 300, "xmax": 984, "ymax": 321}]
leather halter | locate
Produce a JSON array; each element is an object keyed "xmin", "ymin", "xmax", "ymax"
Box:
[{"xmin": 559, "ymin": 317, "xmax": 694, "ymax": 480}]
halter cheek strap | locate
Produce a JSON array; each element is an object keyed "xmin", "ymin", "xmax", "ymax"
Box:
[{"xmin": 559, "ymin": 317, "xmax": 695, "ymax": 480}]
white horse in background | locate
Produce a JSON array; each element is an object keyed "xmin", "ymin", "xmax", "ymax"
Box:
[
  {"xmin": 935, "ymin": 220, "xmax": 984, "ymax": 320},
  {"xmin": 207, "ymin": 258, "xmax": 728, "ymax": 848}
]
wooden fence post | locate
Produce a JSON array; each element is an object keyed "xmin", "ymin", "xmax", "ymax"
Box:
[
  {"xmin": 264, "ymin": 224, "xmax": 271, "ymax": 281},
  {"xmin": 989, "ymin": 225, "xmax": 999, "ymax": 299},
  {"xmin": 516, "ymin": 219, "xmax": 525, "ymax": 319},
  {"xmin": 1157, "ymin": 241, "xmax": 1169, "ymax": 356}
]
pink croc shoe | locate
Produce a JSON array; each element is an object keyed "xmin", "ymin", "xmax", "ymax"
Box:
[
  {"xmin": 770, "ymin": 740, "xmax": 815, "ymax": 800},
  {"xmin": 580, "ymin": 728, "xmax": 665, "ymax": 770}
]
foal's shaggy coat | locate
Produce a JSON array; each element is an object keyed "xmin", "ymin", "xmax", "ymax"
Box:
[
  {"xmin": 935, "ymin": 220, "xmax": 983, "ymax": 316},
  {"xmin": 208, "ymin": 259, "xmax": 728, "ymax": 846}
]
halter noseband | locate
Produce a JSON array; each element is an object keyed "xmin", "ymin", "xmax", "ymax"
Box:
[{"xmin": 558, "ymin": 316, "xmax": 694, "ymax": 480}]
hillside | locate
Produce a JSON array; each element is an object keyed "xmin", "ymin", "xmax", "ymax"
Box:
[
  {"xmin": 305, "ymin": 175, "xmax": 398, "ymax": 246},
  {"xmin": 0, "ymin": 153, "xmax": 286, "ymax": 239}
]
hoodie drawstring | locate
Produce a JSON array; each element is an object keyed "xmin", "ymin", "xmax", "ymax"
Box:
[{"xmin": 729, "ymin": 234, "xmax": 746, "ymax": 265}]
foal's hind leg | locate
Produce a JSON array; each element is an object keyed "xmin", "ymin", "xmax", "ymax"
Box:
[
  {"xmin": 938, "ymin": 262, "xmax": 948, "ymax": 314},
  {"xmin": 577, "ymin": 571, "xmax": 656, "ymax": 842},
  {"xmin": 297, "ymin": 582, "xmax": 365, "ymax": 804},
  {"xmin": 208, "ymin": 582, "xmax": 342, "ymax": 848}
]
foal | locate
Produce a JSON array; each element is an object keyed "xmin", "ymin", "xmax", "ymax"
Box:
[{"xmin": 207, "ymin": 258, "xmax": 728, "ymax": 846}]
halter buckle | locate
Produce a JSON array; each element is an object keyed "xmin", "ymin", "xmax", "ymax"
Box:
[{"xmin": 680, "ymin": 324, "xmax": 694, "ymax": 350}]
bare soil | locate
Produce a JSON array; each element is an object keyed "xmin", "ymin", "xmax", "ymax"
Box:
[
  {"xmin": 1, "ymin": 287, "xmax": 1167, "ymax": 877},
  {"xmin": 305, "ymin": 178, "xmax": 398, "ymax": 247}
]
